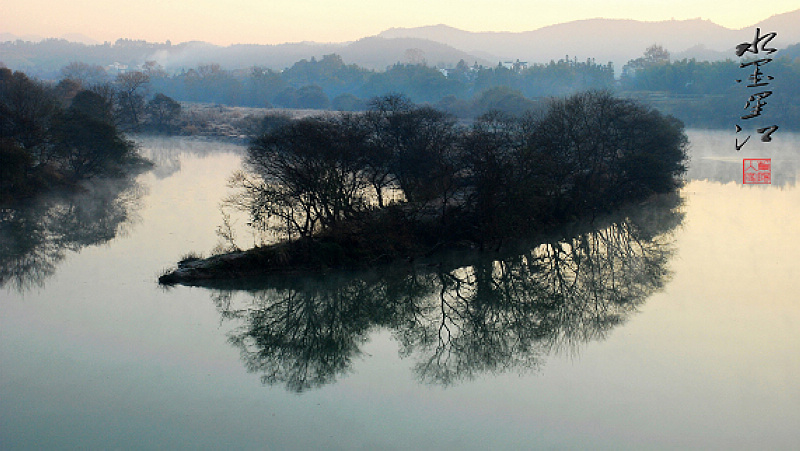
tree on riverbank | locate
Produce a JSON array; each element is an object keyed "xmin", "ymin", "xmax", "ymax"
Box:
[
  {"xmin": 1, "ymin": 68, "xmax": 144, "ymax": 202},
  {"xmin": 232, "ymin": 113, "xmax": 373, "ymax": 240},
  {"xmin": 144, "ymin": 93, "xmax": 182, "ymax": 133},
  {"xmin": 115, "ymin": 71, "xmax": 150, "ymax": 130}
]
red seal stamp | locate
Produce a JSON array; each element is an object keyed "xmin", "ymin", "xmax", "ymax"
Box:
[{"xmin": 743, "ymin": 158, "xmax": 771, "ymax": 184}]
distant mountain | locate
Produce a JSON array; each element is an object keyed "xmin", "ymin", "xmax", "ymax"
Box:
[
  {"xmin": 378, "ymin": 9, "xmax": 800, "ymax": 69},
  {"xmin": 378, "ymin": 20, "xmax": 727, "ymax": 71},
  {"xmin": 2, "ymin": 9, "xmax": 797, "ymax": 77},
  {"xmin": 751, "ymin": 9, "xmax": 800, "ymax": 38},
  {"xmin": 59, "ymin": 33, "xmax": 100, "ymax": 45},
  {"xmin": 338, "ymin": 37, "xmax": 492, "ymax": 69},
  {"xmin": 1, "ymin": 35, "xmax": 489, "ymax": 77},
  {"xmin": 164, "ymin": 37, "xmax": 490, "ymax": 71},
  {"xmin": 153, "ymin": 41, "xmax": 345, "ymax": 70},
  {"xmin": 672, "ymin": 45, "xmax": 732, "ymax": 63},
  {"xmin": 778, "ymin": 42, "xmax": 800, "ymax": 62},
  {"xmin": 0, "ymin": 32, "xmax": 44, "ymax": 43},
  {"xmin": 0, "ymin": 32, "xmax": 99, "ymax": 44}
]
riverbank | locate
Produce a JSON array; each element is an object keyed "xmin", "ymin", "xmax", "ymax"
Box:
[
  {"xmin": 158, "ymin": 204, "xmax": 446, "ymax": 285},
  {"xmin": 175, "ymin": 102, "xmax": 324, "ymax": 141},
  {"xmin": 0, "ymin": 154, "xmax": 152, "ymax": 206},
  {"xmin": 157, "ymin": 190, "xmax": 683, "ymax": 286}
]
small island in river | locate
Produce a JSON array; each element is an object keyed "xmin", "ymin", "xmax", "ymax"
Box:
[{"xmin": 159, "ymin": 91, "xmax": 688, "ymax": 285}]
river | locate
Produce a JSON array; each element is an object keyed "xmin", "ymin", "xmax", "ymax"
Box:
[{"xmin": 1, "ymin": 130, "xmax": 799, "ymax": 449}]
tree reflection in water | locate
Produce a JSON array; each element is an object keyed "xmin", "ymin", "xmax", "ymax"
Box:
[
  {"xmin": 209, "ymin": 193, "xmax": 683, "ymax": 392},
  {"xmin": 0, "ymin": 179, "xmax": 145, "ymax": 291}
]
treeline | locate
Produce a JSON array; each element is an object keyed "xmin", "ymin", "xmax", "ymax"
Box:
[
  {"xmin": 619, "ymin": 56, "xmax": 800, "ymax": 129},
  {"xmin": 0, "ymin": 68, "xmax": 147, "ymax": 202},
  {"xmin": 145, "ymin": 54, "xmax": 613, "ymax": 114},
  {"xmin": 216, "ymin": 91, "xmax": 687, "ymax": 270},
  {"xmin": 45, "ymin": 55, "xmax": 611, "ymax": 116},
  {"xmin": 50, "ymin": 49, "xmax": 800, "ymax": 128}
]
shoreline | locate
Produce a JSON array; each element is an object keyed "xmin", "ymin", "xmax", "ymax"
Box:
[{"xmin": 157, "ymin": 191, "xmax": 680, "ymax": 286}]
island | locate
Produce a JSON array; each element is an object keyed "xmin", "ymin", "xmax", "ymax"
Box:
[{"xmin": 159, "ymin": 90, "xmax": 688, "ymax": 284}]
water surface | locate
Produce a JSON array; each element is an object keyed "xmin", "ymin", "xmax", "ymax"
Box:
[{"xmin": 2, "ymin": 132, "xmax": 799, "ymax": 449}]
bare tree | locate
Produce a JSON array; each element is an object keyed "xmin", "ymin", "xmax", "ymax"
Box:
[
  {"xmin": 115, "ymin": 71, "xmax": 150, "ymax": 130},
  {"xmin": 233, "ymin": 114, "xmax": 371, "ymax": 240}
]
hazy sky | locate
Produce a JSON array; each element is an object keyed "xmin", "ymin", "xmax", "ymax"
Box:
[{"xmin": 2, "ymin": 0, "xmax": 798, "ymax": 45}]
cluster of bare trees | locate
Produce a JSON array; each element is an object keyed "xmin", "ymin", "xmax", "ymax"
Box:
[
  {"xmin": 58, "ymin": 61, "xmax": 181, "ymax": 132},
  {"xmin": 230, "ymin": 91, "xmax": 687, "ymax": 250}
]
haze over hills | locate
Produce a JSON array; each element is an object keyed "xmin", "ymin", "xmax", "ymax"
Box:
[
  {"xmin": 0, "ymin": 32, "xmax": 99, "ymax": 45},
  {"xmin": 139, "ymin": 36, "xmax": 495, "ymax": 71},
  {"xmin": 380, "ymin": 20, "xmax": 734, "ymax": 68},
  {"xmin": 378, "ymin": 9, "xmax": 800, "ymax": 69},
  {"xmin": 2, "ymin": 9, "xmax": 798, "ymax": 77},
  {"xmin": 1, "ymin": 35, "xmax": 491, "ymax": 76}
]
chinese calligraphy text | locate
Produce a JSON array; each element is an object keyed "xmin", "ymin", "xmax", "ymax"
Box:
[{"xmin": 735, "ymin": 28, "xmax": 779, "ymax": 151}]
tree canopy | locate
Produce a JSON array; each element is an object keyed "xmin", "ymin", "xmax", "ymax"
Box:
[
  {"xmin": 227, "ymin": 91, "xmax": 687, "ymax": 261},
  {"xmin": 1, "ymin": 68, "xmax": 142, "ymax": 202}
]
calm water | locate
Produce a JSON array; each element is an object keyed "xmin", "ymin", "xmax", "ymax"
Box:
[{"xmin": 2, "ymin": 131, "xmax": 799, "ymax": 449}]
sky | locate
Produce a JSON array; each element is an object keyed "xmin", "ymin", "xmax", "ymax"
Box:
[{"xmin": 2, "ymin": 0, "xmax": 798, "ymax": 45}]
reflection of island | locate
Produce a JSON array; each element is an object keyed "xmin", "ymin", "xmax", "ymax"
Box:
[
  {"xmin": 205, "ymin": 193, "xmax": 682, "ymax": 392},
  {"xmin": 0, "ymin": 178, "xmax": 145, "ymax": 291}
]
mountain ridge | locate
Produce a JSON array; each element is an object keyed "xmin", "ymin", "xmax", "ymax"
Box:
[{"xmin": 376, "ymin": 10, "xmax": 800, "ymax": 68}]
